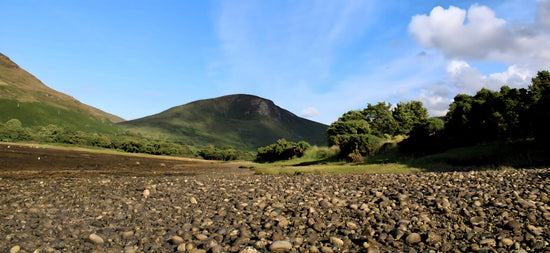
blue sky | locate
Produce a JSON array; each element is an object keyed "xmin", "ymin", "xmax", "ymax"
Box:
[{"xmin": 1, "ymin": 0, "xmax": 548, "ymax": 124}]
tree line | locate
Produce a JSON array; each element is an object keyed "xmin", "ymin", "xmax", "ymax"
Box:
[
  {"xmin": 0, "ymin": 120, "xmax": 195, "ymax": 157},
  {"xmin": 0, "ymin": 119, "xmax": 257, "ymax": 161},
  {"xmin": 327, "ymin": 70, "xmax": 550, "ymax": 159}
]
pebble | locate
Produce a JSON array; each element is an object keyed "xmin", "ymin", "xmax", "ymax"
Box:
[
  {"xmin": 88, "ymin": 233, "xmax": 104, "ymax": 244},
  {"xmin": 170, "ymin": 235, "xmax": 185, "ymax": 245},
  {"xmin": 269, "ymin": 240, "xmax": 293, "ymax": 252},
  {"xmin": 0, "ymin": 168, "xmax": 549, "ymax": 252},
  {"xmin": 9, "ymin": 246, "xmax": 20, "ymax": 253},
  {"xmin": 501, "ymin": 238, "xmax": 514, "ymax": 246},
  {"xmin": 329, "ymin": 237, "xmax": 344, "ymax": 247},
  {"xmin": 177, "ymin": 243, "xmax": 187, "ymax": 252},
  {"xmin": 320, "ymin": 246, "xmax": 334, "ymax": 253},
  {"xmin": 122, "ymin": 231, "xmax": 134, "ymax": 239},
  {"xmin": 406, "ymin": 233, "xmax": 422, "ymax": 245}
]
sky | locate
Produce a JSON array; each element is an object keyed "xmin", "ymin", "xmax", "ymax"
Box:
[{"xmin": 1, "ymin": 0, "xmax": 549, "ymax": 124}]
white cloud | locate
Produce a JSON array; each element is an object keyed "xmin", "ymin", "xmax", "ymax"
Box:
[
  {"xmin": 300, "ymin": 107, "xmax": 320, "ymax": 118},
  {"xmin": 416, "ymin": 61, "xmax": 534, "ymax": 116},
  {"xmin": 409, "ymin": 3, "xmax": 550, "ymax": 68},
  {"xmin": 409, "ymin": 2, "xmax": 550, "ymax": 116}
]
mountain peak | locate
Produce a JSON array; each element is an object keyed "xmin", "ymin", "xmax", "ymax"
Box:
[{"xmin": 119, "ymin": 94, "xmax": 328, "ymax": 150}]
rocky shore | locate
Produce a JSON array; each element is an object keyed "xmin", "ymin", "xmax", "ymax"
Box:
[{"xmin": 1, "ymin": 168, "xmax": 549, "ymax": 252}]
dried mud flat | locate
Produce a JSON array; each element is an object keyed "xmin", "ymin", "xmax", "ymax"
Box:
[{"xmin": 1, "ymin": 144, "xmax": 550, "ymax": 253}]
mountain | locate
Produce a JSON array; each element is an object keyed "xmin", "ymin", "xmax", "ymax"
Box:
[
  {"xmin": 118, "ymin": 94, "xmax": 328, "ymax": 150},
  {"xmin": 0, "ymin": 53, "xmax": 124, "ymax": 133}
]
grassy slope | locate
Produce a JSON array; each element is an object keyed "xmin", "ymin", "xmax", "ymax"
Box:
[
  {"xmin": 0, "ymin": 53, "xmax": 124, "ymax": 133},
  {"xmin": 247, "ymin": 140, "xmax": 547, "ymax": 175},
  {"xmin": 0, "ymin": 99, "xmax": 122, "ymax": 134},
  {"xmin": 119, "ymin": 95, "xmax": 328, "ymax": 150}
]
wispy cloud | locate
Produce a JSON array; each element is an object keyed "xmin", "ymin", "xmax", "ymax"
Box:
[{"xmin": 211, "ymin": 0, "xmax": 380, "ymax": 123}]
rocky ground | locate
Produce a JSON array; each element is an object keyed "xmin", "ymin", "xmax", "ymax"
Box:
[{"xmin": 1, "ymin": 144, "xmax": 550, "ymax": 252}]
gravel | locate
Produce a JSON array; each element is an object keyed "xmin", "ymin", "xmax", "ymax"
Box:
[{"xmin": 1, "ymin": 168, "xmax": 549, "ymax": 252}]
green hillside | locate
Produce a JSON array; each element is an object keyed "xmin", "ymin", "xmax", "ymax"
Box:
[
  {"xmin": 118, "ymin": 94, "xmax": 328, "ymax": 150},
  {"xmin": 0, "ymin": 53, "xmax": 123, "ymax": 134}
]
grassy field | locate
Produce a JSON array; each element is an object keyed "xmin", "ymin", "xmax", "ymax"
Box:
[
  {"xmin": 1, "ymin": 141, "xmax": 210, "ymax": 163},
  {"xmin": 3, "ymin": 139, "xmax": 545, "ymax": 176}
]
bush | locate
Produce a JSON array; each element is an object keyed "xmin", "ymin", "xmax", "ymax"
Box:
[
  {"xmin": 331, "ymin": 134, "xmax": 383, "ymax": 157},
  {"xmin": 199, "ymin": 145, "xmax": 255, "ymax": 161},
  {"xmin": 256, "ymin": 139, "xmax": 311, "ymax": 162}
]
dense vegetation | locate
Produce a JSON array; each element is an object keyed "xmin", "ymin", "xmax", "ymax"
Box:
[
  {"xmin": 256, "ymin": 139, "xmax": 311, "ymax": 162},
  {"xmin": 402, "ymin": 70, "xmax": 550, "ymax": 156},
  {"xmin": 0, "ymin": 99, "xmax": 122, "ymax": 135},
  {"xmin": 327, "ymin": 70, "xmax": 549, "ymax": 166},
  {"xmin": 0, "ymin": 119, "xmax": 196, "ymax": 157},
  {"xmin": 198, "ymin": 145, "xmax": 255, "ymax": 161},
  {"xmin": 327, "ymin": 100, "xmax": 428, "ymax": 160}
]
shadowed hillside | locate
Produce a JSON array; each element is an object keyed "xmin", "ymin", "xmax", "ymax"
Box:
[
  {"xmin": 0, "ymin": 53, "xmax": 123, "ymax": 133},
  {"xmin": 118, "ymin": 94, "xmax": 328, "ymax": 150}
]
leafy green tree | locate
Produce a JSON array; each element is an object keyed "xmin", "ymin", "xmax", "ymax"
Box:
[
  {"xmin": 327, "ymin": 111, "xmax": 383, "ymax": 157},
  {"xmin": 327, "ymin": 119, "xmax": 370, "ymax": 146},
  {"xmin": 362, "ymin": 102, "xmax": 398, "ymax": 137},
  {"xmin": 393, "ymin": 101, "xmax": 429, "ymax": 135},
  {"xmin": 400, "ymin": 117, "xmax": 445, "ymax": 154},
  {"xmin": 0, "ymin": 119, "xmax": 30, "ymax": 141}
]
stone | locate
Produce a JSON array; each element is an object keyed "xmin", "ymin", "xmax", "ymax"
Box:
[
  {"xmin": 9, "ymin": 246, "xmax": 20, "ymax": 253},
  {"xmin": 329, "ymin": 237, "xmax": 344, "ymax": 247},
  {"xmin": 177, "ymin": 243, "xmax": 187, "ymax": 252},
  {"xmin": 195, "ymin": 234, "xmax": 208, "ymax": 240},
  {"xmin": 240, "ymin": 247, "xmax": 259, "ymax": 253},
  {"xmin": 470, "ymin": 216, "xmax": 484, "ymax": 226},
  {"xmin": 170, "ymin": 235, "xmax": 185, "ymax": 245},
  {"xmin": 89, "ymin": 233, "xmax": 104, "ymax": 244},
  {"xmin": 190, "ymin": 197, "xmax": 198, "ymax": 204},
  {"xmin": 122, "ymin": 231, "xmax": 134, "ymax": 239},
  {"xmin": 143, "ymin": 189, "xmax": 150, "ymax": 198},
  {"xmin": 211, "ymin": 245, "xmax": 223, "ymax": 253},
  {"xmin": 269, "ymin": 240, "xmax": 292, "ymax": 252},
  {"xmin": 505, "ymin": 220, "xmax": 522, "ymax": 230},
  {"xmin": 125, "ymin": 246, "xmax": 138, "ymax": 253},
  {"xmin": 480, "ymin": 239, "xmax": 496, "ymax": 247},
  {"xmin": 406, "ymin": 233, "xmax": 422, "ymax": 245},
  {"xmin": 309, "ymin": 246, "xmax": 320, "ymax": 253},
  {"xmin": 366, "ymin": 246, "xmax": 380, "ymax": 253},
  {"xmin": 320, "ymin": 246, "xmax": 334, "ymax": 253},
  {"xmin": 501, "ymin": 238, "xmax": 514, "ymax": 246}
]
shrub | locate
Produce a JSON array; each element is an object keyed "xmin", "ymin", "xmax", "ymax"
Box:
[{"xmin": 256, "ymin": 139, "xmax": 311, "ymax": 162}]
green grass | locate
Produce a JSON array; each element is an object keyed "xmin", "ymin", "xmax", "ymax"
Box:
[
  {"xmin": 2, "ymin": 141, "xmax": 208, "ymax": 162},
  {"xmin": 247, "ymin": 139, "xmax": 547, "ymax": 175},
  {"xmin": 0, "ymin": 99, "xmax": 122, "ymax": 134},
  {"xmin": 248, "ymin": 158, "xmax": 421, "ymax": 175}
]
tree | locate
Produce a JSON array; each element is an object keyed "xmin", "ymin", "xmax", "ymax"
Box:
[
  {"xmin": 0, "ymin": 119, "xmax": 30, "ymax": 141},
  {"xmin": 327, "ymin": 119, "xmax": 370, "ymax": 146},
  {"xmin": 362, "ymin": 102, "xmax": 398, "ymax": 137},
  {"xmin": 400, "ymin": 117, "xmax": 445, "ymax": 154},
  {"xmin": 393, "ymin": 101, "xmax": 429, "ymax": 135},
  {"xmin": 528, "ymin": 70, "xmax": 550, "ymax": 142},
  {"xmin": 327, "ymin": 110, "xmax": 382, "ymax": 157}
]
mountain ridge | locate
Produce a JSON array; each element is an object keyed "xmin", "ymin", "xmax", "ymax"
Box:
[
  {"xmin": 0, "ymin": 53, "xmax": 124, "ymax": 133},
  {"xmin": 118, "ymin": 94, "xmax": 328, "ymax": 150}
]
